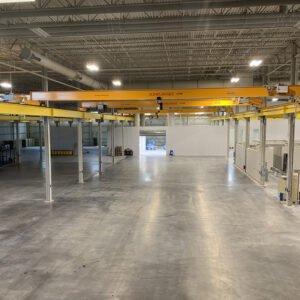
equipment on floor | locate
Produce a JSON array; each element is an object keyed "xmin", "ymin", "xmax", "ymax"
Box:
[
  {"xmin": 273, "ymin": 145, "xmax": 288, "ymax": 173},
  {"xmin": 115, "ymin": 146, "xmax": 122, "ymax": 156},
  {"xmin": 0, "ymin": 144, "xmax": 15, "ymax": 167},
  {"xmin": 51, "ymin": 126, "xmax": 77, "ymax": 155},
  {"xmin": 278, "ymin": 174, "xmax": 299, "ymax": 203},
  {"xmin": 124, "ymin": 148, "xmax": 133, "ymax": 156},
  {"xmin": 22, "ymin": 138, "xmax": 35, "ymax": 148},
  {"xmin": 169, "ymin": 150, "xmax": 174, "ymax": 156},
  {"xmin": 51, "ymin": 150, "xmax": 73, "ymax": 156}
]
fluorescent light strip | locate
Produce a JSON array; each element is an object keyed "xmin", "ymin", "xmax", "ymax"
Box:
[
  {"xmin": 0, "ymin": 82, "xmax": 12, "ymax": 88},
  {"xmin": 249, "ymin": 59, "xmax": 263, "ymax": 67},
  {"xmin": 30, "ymin": 27, "xmax": 50, "ymax": 38},
  {"xmin": 230, "ymin": 77, "xmax": 240, "ymax": 83},
  {"xmin": 112, "ymin": 79, "xmax": 122, "ymax": 86},
  {"xmin": 86, "ymin": 64, "xmax": 99, "ymax": 72}
]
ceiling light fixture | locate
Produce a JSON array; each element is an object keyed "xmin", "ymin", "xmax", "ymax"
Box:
[
  {"xmin": 272, "ymin": 97, "xmax": 279, "ymax": 102},
  {"xmin": 30, "ymin": 27, "xmax": 50, "ymax": 38},
  {"xmin": 249, "ymin": 59, "xmax": 263, "ymax": 67},
  {"xmin": 86, "ymin": 63, "xmax": 99, "ymax": 72},
  {"xmin": 112, "ymin": 79, "xmax": 122, "ymax": 87},
  {"xmin": 230, "ymin": 77, "xmax": 240, "ymax": 83},
  {"xmin": 0, "ymin": 82, "xmax": 12, "ymax": 89}
]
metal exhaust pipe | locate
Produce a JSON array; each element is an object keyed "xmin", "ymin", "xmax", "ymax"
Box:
[{"xmin": 20, "ymin": 47, "xmax": 106, "ymax": 90}]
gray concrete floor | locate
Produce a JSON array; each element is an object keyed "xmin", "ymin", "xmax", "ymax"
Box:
[{"xmin": 1, "ymin": 149, "xmax": 300, "ymax": 299}]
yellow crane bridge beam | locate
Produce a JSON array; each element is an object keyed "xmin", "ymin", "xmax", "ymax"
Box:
[
  {"xmin": 210, "ymin": 103, "xmax": 300, "ymax": 121},
  {"xmin": 0, "ymin": 103, "xmax": 134, "ymax": 122}
]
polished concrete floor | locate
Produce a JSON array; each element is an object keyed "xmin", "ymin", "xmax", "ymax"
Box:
[{"xmin": 1, "ymin": 149, "xmax": 300, "ymax": 299}]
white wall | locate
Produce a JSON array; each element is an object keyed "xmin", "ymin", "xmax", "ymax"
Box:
[
  {"xmin": 51, "ymin": 126, "xmax": 77, "ymax": 152},
  {"xmin": 249, "ymin": 119, "xmax": 300, "ymax": 141},
  {"xmin": 166, "ymin": 125, "xmax": 226, "ymax": 156},
  {"xmin": 112, "ymin": 125, "xmax": 226, "ymax": 157},
  {"xmin": 112, "ymin": 127, "xmax": 140, "ymax": 156},
  {"xmin": 230, "ymin": 119, "xmax": 300, "ymax": 146},
  {"xmin": 110, "ymin": 119, "xmax": 300, "ymax": 158},
  {"xmin": 139, "ymin": 136, "xmax": 146, "ymax": 153}
]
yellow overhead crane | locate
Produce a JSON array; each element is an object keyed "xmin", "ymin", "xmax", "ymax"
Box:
[
  {"xmin": 31, "ymin": 86, "xmax": 300, "ymax": 102},
  {"xmin": 80, "ymin": 99, "xmax": 244, "ymax": 109},
  {"xmin": 116, "ymin": 108, "xmax": 233, "ymax": 115},
  {"xmin": 2, "ymin": 85, "xmax": 298, "ymax": 121},
  {"xmin": 0, "ymin": 102, "xmax": 134, "ymax": 122},
  {"xmin": 147, "ymin": 113, "xmax": 213, "ymax": 118},
  {"xmin": 210, "ymin": 103, "xmax": 300, "ymax": 121},
  {"xmin": 30, "ymin": 86, "xmax": 300, "ymax": 110}
]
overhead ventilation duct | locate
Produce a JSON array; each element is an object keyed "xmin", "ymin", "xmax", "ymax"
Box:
[{"xmin": 20, "ymin": 47, "xmax": 106, "ymax": 90}]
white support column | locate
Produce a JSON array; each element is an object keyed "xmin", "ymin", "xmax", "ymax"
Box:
[
  {"xmin": 77, "ymin": 119, "xmax": 84, "ymax": 184},
  {"xmin": 140, "ymin": 114, "xmax": 145, "ymax": 126},
  {"xmin": 111, "ymin": 120, "xmax": 115, "ymax": 164},
  {"xmin": 245, "ymin": 117, "xmax": 250, "ymax": 170},
  {"xmin": 221, "ymin": 113, "xmax": 225, "ymax": 126},
  {"xmin": 134, "ymin": 114, "xmax": 140, "ymax": 127},
  {"xmin": 234, "ymin": 119, "xmax": 238, "ymax": 164},
  {"xmin": 43, "ymin": 116, "xmax": 53, "ymax": 201},
  {"xmin": 168, "ymin": 113, "xmax": 175, "ymax": 126},
  {"xmin": 11, "ymin": 121, "xmax": 15, "ymax": 141},
  {"xmin": 286, "ymin": 41, "xmax": 297, "ymax": 205},
  {"xmin": 26, "ymin": 122, "xmax": 30, "ymax": 139},
  {"xmin": 15, "ymin": 121, "xmax": 21, "ymax": 165},
  {"xmin": 259, "ymin": 116, "xmax": 267, "ymax": 185},
  {"xmin": 121, "ymin": 120, "xmax": 124, "ymax": 155},
  {"xmin": 89, "ymin": 122, "xmax": 93, "ymax": 145},
  {"xmin": 111, "ymin": 121, "xmax": 115, "ymax": 165},
  {"xmin": 38, "ymin": 121, "xmax": 43, "ymax": 161},
  {"xmin": 291, "ymin": 41, "xmax": 297, "ymax": 86},
  {"xmin": 287, "ymin": 112, "xmax": 296, "ymax": 205},
  {"xmin": 11, "ymin": 122, "xmax": 15, "ymax": 161},
  {"xmin": 42, "ymin": 65, "xmax": 52, "ymax": 202},
  {"xmin": 98, "ymin": 119, "xmax": 102, "ymax": 173},
  {"xmin": 226, "ymin": 119, "xmax": 230, "ymax": 160}
]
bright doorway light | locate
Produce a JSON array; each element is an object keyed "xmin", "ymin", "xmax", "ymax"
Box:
[
  {"xmin": 86, "ymin": 63, "xmax": 99, "ymax": 72},
  {"xmin": 230, "ymin": 77, "xmax": 240, "ymax": 83},
  {"xmin": 0, "ymin": 82, "xmax": 12, "ymax": 89},
  {"xmin": 112, "ymin": 79, "xmax": 122, "ymax": 86},
  {"xmin": 272, "ymin": 97, "xmax": 279, "ymax": 102},
  {"xmin": 249, "ymin": 59, "xmax": 263, "ymax": 67}
]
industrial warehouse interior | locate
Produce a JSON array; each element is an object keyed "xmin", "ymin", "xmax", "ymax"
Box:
[{"xmin": 1, "ymin": 0, "xmax": 300, "ymax": 299}]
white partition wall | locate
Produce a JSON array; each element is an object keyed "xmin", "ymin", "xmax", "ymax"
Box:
[
  {"xmin": 114, "ymin": 125, "xmax": 227, "ymax": 157},
  {"xmin": 236, "ymin": 144, "xmax": 246, "ymax": 170},
  {"xmin": 114, "ymin": 127, "xmax": 140, "ymax": 156},
  {"xmin": 246, "ymin": 148, "xmax": 261, "ymax": 182},
  {"xmin": 166, "ymin": 125, "xmax": 226, "ymax": 156},
  {"xmin": 51, "ymin": 126, "xmax": 77, "ymax": 153}
]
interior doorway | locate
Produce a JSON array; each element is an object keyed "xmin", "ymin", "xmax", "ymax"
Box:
[{"xmin": 139, "ymin": 130, "xmax": 166, "ymax": 156}]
